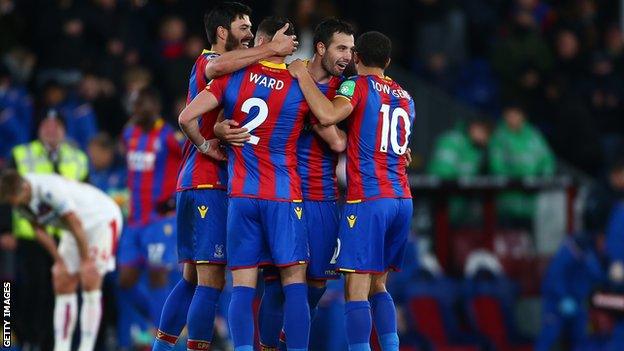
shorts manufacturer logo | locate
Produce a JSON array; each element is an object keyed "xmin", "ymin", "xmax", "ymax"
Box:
[
  {"xmin": 347, "ymin": 215, "xmax": 357, "ymax": 228},
  {"xmin": 164, "ymin": 224, "xmax": 173, "ymax": 236},
  {"xmin": 294, "ymin": 206, "xmax": 303, "ymax": 220},
  {"xmin": 197, "ymin": 205, "xmax": 208, "ymax": 218}
]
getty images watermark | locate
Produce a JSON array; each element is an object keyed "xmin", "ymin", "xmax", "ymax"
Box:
[{"xmin": 2, "ymin": 282, "xmax": 9, "ymax": 348}]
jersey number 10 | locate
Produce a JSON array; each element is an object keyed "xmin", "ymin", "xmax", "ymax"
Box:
[{"xmin": 379, "ymin": 104, "xmax": 411, "ymax": 155}]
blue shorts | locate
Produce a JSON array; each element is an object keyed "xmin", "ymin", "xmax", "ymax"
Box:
[
  {"xmin": 226, "ymin": 198, "xmax": 309, "ymax": 270},
  {"xmin": 336, "ymin": 198, "xmax": 413, "ymax": 274},
  {"xmin": 117, "ymin": 215, "xmax": 178, "ymax": 269},
  {"xmin": 306, "ymin": 201, "xmax": 340, "ymax": 280},
  {"xmin": 176, "ymin": 189, "xmax": 228, "ymax": 264}
]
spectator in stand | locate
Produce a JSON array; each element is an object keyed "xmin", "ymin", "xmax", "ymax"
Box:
[
  {"xmin": 489, "ymin": 104, "xmax": 555, "ymax": 221},
  {"xmin": 0, "ymin": 64, "xmax": 33, "ymax": 167},
  {"xmin": 79, "ymin": 72, "xmax": 126, "ymax": 138},
  {"xmin": 551, "ymin": 29, "xmax": 586, "ymax": 91},
  {"xmin": 160, "ymin": 35, "xmax": 206, "ymax": 120},
  {"xmin": 491, "ymin": 7, "xmax": 552, "ymax": 101},
  {"xmin": 604, "ymin": 24, "xmax": 624, "ymax": 75},
  {"xmin": 582, "ymin": 52, "xmax": 624, "ymax": 166},
  {"xmin": 40, "ymin": 80, "xmax": 99, "ymax": 150},
  {"xmin": 428, "ymin": 118, "xmax": 491, "ymax": 223},
  {"xmin": 513, "ymin": 0, "xmax": 555, "ymax": 34},
  {"xmin": 543, "ymin": 74, "xmax": 603, "ymax": 176},
  {"xmin": 429, "ymin": 118, "xmax": 491, "ymax": 179}
]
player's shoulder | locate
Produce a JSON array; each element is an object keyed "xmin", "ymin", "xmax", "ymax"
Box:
[{"xmin": 198, "ymin": 49, "xmax": 220, "ymax": 63}]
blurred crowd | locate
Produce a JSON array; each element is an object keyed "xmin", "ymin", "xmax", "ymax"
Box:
[{"xmin": 1, "ymin": 0, "xmax": 624, "ymax": 350}]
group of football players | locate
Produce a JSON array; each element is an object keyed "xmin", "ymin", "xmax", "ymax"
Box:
[
  {"xmin": 0, "ymin": 2, "xmax": 416, "ymax": 351},
  {"xmin": 159, "ymin": 2, "xmax": 415, "ymax": 351}
]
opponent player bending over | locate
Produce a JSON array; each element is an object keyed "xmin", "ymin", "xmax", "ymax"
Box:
[
  {"xmin": 153, "ymin": 3, "xmax": 298, "ymax": 350},
  {"xmin": 180, "ymin": 17, "xmax": 312, "ymax": 351},
  {"xmin": 0, "ymin": 171, "xmax": 123, "ymax": 351},
  {"xmin": 289, "ymin": 31, "xmax": 415, "ymax": 351}
]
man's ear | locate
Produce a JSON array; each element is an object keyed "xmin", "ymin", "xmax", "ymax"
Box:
[
  {"xmin": 353, "ymin": 52, "xmax": 360, "ymax": 64},
  {"xmin": 316, "ymin": 42, "xmax": 326, "ymax": 57},
  {"xmin": 216, "ymin": 26, "xmax": 228, "ymax": 42},
  {"xmin": 384, "ymin": 57, "xmax": 391, "ymax": 69}
]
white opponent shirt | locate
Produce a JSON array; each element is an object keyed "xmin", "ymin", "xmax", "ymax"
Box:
[{"xmin": 19, "ymin": 173, "xmax": 121, "ymax": 232}]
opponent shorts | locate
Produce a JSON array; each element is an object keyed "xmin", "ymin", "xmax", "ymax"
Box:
[{"xmin": 60, "ymin": 209, "xmax": 123, "ymax": 275}]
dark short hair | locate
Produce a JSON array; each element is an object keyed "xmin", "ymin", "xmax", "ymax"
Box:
[
  {"xmin": 354, "ymin": 31, "xmax": 391, "ymax": 69},
  {"xmin": 89, "ymin": 132, "xmax": 115, "ymax": 150},
  {"xmin": 136, "ymin": 86, "xmax": 161, "ymax": 105},
  {"xmin": 256, "ymin": 16, "xmax": 294, "ymax": 39},
  {"xmin": 313, "ymin": 18, "xmax": 355, "ymax": 49},
  {"xmin": 0, "ymin": 169, "xmax": 24, "ymax": 203},
  {"xmin": 204, "ymin": 2, "xmax": 252, "ymax": 45}
]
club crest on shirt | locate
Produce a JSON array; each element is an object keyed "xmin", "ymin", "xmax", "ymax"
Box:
[
  {"xmin": 347, "ymin": 215, "xmax": 357, "ymax": 228},
  {"xmin": 197, "ymin": 205, "xmax": 208, "ymax": 218},
  {"xmin": 214, "ymin": 244, "xmax": 224, "ymax": 259},
  {"xmin": 163, "ymin": 223, "xmax": 173, "ymax": 236},
  {"xmin": 294, "ymin": 206, "xmax": 303, "ymax": 220}
]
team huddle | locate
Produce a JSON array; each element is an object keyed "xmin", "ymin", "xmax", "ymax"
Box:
[{"xmin": 0, "ymin": 2, "xmax": 415, "ymax": 351}]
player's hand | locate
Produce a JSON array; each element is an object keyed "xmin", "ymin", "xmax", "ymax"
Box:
[
  {"xmin": 214, "ymin": 120, "xmax": 251, "ymax": 147},
  {"xmin": 198, "ymin": 138, "xmax": 227, "ymax": 161},
  {"xmin": 52, "ymin": 259, "xmax": 69, "ymax": 276},
  {"xmin": 404, "ymin": 147, "xmax": 412, "ymax": 166},
  {"xmin": 80, "ymin": 257, "xmax": 98, "ymax": 276},
  {"xmin": 288, "ymin": 59, "xmax": 307, "ymax": 79},
  {"xmin": 270, "ymin": 23, "xmax": 298, "ymax": 56}
]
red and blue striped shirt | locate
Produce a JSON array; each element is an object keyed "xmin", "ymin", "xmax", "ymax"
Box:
[
  {"xmin": 297, "ymin": 75, "xmax": 342, "ymax": 201},
  {"xmin": 335, "ymin": 75, "xmax": 415, "ymax": 201},
  {"xmin": 206, "ymin": 61, "xmax": 309, "ymax": 201},
  {"xmin": 123, "ymin": 119, "xmax": 183, "ymax": 225},
  {"xmin": 176, "ymin": 50, "xmax": 227, "ymax": 191}
]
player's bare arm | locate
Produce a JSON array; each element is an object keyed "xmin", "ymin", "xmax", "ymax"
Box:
[
  {"xmin": 313, "ymin": 125, "xmax": 347, "ymax": 153},
  {"xmin": 34, "ymin": 225, "xmax": 62, "ymax": 263},
  {"xmin": 178, "ymin": 89, "xmax": 226, "ymax": 161},
  {"xmin": 288, "ymin": 59, "xmax": 353, "ymax": 126},
  {"xmin": 205, "ymin": 23, "xmax": 298, "ymax": 79},
  {"xmin": 61, "ymin": 212, "xmax": 90, "ymax": 262}
]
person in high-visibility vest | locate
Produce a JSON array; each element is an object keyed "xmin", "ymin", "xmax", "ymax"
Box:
[{"xmin": 7, "ymin": 112, "xmax": 88, "ymax": 351}]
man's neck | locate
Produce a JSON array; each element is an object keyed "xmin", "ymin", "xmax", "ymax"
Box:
[
  {"xmin": 357, "ymin": 64, "xmax": 385, "ymax": 78},
  {"xmin": 262, "ymin": 56, "xmax": 285, "ymax": 64},
  {"xmin": 211, "ymin": 43, "xmax": 226, "ymax": 55},
  {"xmin": 308, "ymin": 55, "xmax": 331, "ymax": 84},
  {"xmin": 137, "ymin": 117, "xmax": 157, "ymax": 130}
]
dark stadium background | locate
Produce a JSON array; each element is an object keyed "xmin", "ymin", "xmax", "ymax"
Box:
[{"xmin": 2, "ymin": 0, "xmax": 624, "ymax": 350}]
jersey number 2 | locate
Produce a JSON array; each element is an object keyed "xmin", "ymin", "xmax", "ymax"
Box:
[
  {"xmin": 379, "ymin": 104, "xmax": 411, "ymax": 155},
  {"xmin": 240, "ymin": 97, "xmax": 268, "ymax": 145}
]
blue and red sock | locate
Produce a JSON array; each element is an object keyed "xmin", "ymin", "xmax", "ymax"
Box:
[
  {"xmin": 152, "ymin": 278, "xmax": 196, "ymax": 351},
  {"xmin": 187, "ymin": 285, "xmax": 221, "ymax": 350}
]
